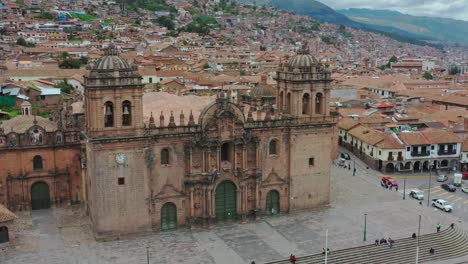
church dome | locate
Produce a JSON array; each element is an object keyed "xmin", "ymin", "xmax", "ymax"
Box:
[
  {"xmin": 251, "ymin": 75, "xmax": 275, "ymax": 98},
  {"xmin": 90, "ymin": 45, "xmax": 131, "ymax": 71},
  {"xmin": 288, "ymin": 54, "xmax": 318, "ymax": 68}
]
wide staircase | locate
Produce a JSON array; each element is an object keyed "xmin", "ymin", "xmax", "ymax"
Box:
[{"xmin": 266, "ymin": 227, "xmax": 468, "ymax": 264}]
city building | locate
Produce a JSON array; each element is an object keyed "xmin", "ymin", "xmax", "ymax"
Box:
[{"xmin": 82, "ymin": 46, "xmax": 337, "ymax": 239}]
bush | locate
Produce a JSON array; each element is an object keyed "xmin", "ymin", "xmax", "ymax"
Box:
[{"xmin": 16, "ymin": 37, "xmax": 35, "ymax": 47}]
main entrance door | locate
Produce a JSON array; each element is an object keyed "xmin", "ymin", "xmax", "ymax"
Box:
[
  {"xmin": 31, "ymin": 182, "xmax": 51, "ymax": 210},
  {"xmin": 161, "ymin": 203, "xmax": 177, "ymax": 231},
  {"xmin": 215, "ymin": 181, "xmax": 237, "ymax": 222},
  {"xmin": 266, "ymin": 190, "xmax": 280, "ymax": 215}
]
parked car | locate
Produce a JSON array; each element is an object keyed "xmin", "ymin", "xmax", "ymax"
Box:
[
  {"xmin": 409, "ymin": 189, "xmax": 424, "ymax": 200},
  {"xmin": 340, "ymin": 153, "xmax": 351, "ymax": 160},
  {"xmin": 462, "ymin": 171, "xmax": 468, "ymax": 180},
  {"xmin": 441, "ymin": 183, "xmax": 456, "ymax": 192},
  {"xmin": 432, "ymin": 199, "xmax": 453, "ymax": 212},
  {"xmin": 338, "ymin": 158, "xmax": 346, "ymax": 167},
  {"xmin": 462, "ymin": 187, "xmax": 468, "ymax": 194},
  {"xmin": 381, "ymin": 176, "xmax": 398, "ymax": 187},
  {"xmin": 436, "ymin": 175, "xmax": 448, "ymax": 182}
]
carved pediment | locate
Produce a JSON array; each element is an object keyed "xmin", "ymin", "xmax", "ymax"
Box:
[
  {"xmin": 261, "ymin": 169, "xmax": 287, "ymax": 187},
  {"xmin": 154, "ymin": 184, "xmax": 185, "ymax": 200}
]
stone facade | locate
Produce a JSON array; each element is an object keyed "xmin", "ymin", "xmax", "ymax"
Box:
[{"xmin": 83, "ymin": 46, "xmax": 337, "ymax": 240}]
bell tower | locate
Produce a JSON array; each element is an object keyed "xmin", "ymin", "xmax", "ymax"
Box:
[
  {"xmin": 275, "ymin": 44, "xmax": 332, "ymax": 118},
  {"xmin": 84, "ymin": 45, "xmax": 144, "ymax": 137}
]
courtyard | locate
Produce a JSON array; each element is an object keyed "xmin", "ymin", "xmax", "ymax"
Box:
[{"xmin": 1, "ymin": 163, "xmax": 467, "ymax": 264}]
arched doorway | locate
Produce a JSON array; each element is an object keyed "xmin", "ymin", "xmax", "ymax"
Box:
[
  {"xmin": 440, "ymin": 160, "xmax": 448, "ymax": 168},
  {"xmin": 161, "ymin": 202, "xmax": 177, "ymax": 231},
  {"xmin": 266, "ymin": 190, "xmax": 280, "ymax": 215},
  {"xmin": 385, "ymin": 163, "xmax": 394, "ymax": 173},
  {"xmin": 404, "ymin": 162, "xmax": 411, "ymax": 170},
  {"xmin": 315, "ymin": 93, "xmax": 323, "ymax": 114},
  {"xmin": 31, "ymin": 182, "xmax": 50, "ymax": 210},
  {"xmin": 302, "ymin": 93, "xmax": 310, "ymax": 115},
  {"xmin": 215, "ymin": 181, "xmax": 237, "ymax": 222},
  {"xmin": 413, "ymin": 161, "xmax": 421, "ymax": 172},
  {"xmin": 0, "ymin": 226, "xmax": 8, "ymax": 243}
]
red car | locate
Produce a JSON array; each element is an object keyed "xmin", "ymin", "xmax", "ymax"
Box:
[
  {"xmin": 381, "ymin": 176, "xmax": 398, "ymax": 187},
  {"xmin": 463, "ymin": 172, "xmax": 468, "ymax": 180}
]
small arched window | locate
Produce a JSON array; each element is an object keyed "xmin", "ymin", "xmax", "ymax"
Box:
[
  {"xmin": 122, "ymin": 100, "xmax": 132, "ymax": 126},
  {"xmin": 33, "ymin": 155, "xmax": 43, "ymax": 170},
  {"xmin": 269, "ymin": 139, "xmax": 278, "ymax": 155},
  {"xmin": 161, "ymin": 148, "xmax": 170, "ymax": 165},
  {"xmin": 302, "ymin": 93, "xmax": 310, "ymax": 114},
  {"xmin": 315, "ymin": 93, "xmax": 323, "ymax": 114},
  {"xmin": 104, "ymin": 101, "xmax": 114, "ymax": 127},
  {"xmin": 221, "ymin": 143, "xmax": 231, "ymax": 162}
]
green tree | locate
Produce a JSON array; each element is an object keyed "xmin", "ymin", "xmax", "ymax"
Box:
[
  {"xmin": 155, "ymin": 16, "xmax": 175, "ymax": 30},
  {"xmin": 57, "ymin": 79, "xmax": 74, "ymax": 94},
  {"xmin": 448, "ymin": 65, "xmax": 460, "ymax": 75},
  {"xmin": 386, "ymin": 55, "xmax": 398, "ymax": 68},
  {"xmin": 422, "ymin": 72, "xmax": 433, "ymax": 80}
]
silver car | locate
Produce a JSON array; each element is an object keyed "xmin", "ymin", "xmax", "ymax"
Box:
[
  {"xmin": 437, "ymin": 175, "xmax": 448, "ymax": 182},
  {"xmin": 462, "ymin": 187, "xmax": 468, "ymax": 194}
]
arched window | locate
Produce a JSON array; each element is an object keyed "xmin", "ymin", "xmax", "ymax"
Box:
[
  {"xmin": 0, "ymin": 226, "xmax": 9, "ymax": 243},
  {"xmin": 279, "ymin": 91, "xmax": 284, "ymax": 111},
  {"xmin": 161, "ymin": 148, "xmax": 170, "ymax": 165},
  {"xmin": 302, "ymin": 93, "xmax": 310, "ymax": 114},
  {"xmin": 286, "ymin": 93, "xmax": 291, "ymax": 113},
  {"xmin": 269, "ymin": 139, "xmax": 278, "ymax": 155},
  {"xmin": 104, "ymin": 101, "xmax": 114, "ymax": 127},
  {"xmin": 122, "ymin": 100, "xmax": 132, "ymax": 126},
  {"xmin": 221, "ymin": 143, "xmax": 231, "ymax": 162},
  {"xmin": 33, "ymin": 155, "xmax": 43, "ymax": 170},
  {"xmin": 315, "ymin": 93, "xmax": 323, "ymax": 114}
]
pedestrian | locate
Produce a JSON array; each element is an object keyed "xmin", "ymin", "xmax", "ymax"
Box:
[
  {"xmin": 419, "ymin": 201, "xmax": 422, "ymax": 205},
  {"xmin": 450, "ymin": 223, "xmax": 455, "ymax": 229},
  {"xmin": 388, "ymin": 238, "xmax": 394, "ymax": 248},
  {"xmin": 412, "ymin": 233, "xmax": 416, "ymax": 239},
  {"xmin": 429, "ymin": 248, "xmax": 435, "ymax": 254},
  {"xmin": 389, "ymin": 185, "xmax": 393, "ymax": 190},
  {"xmin": 289, "ymin": 254, "xmax": 296, "ymax": 264},
  {"xmin": 436, "ymin": 223, "xmax": 441, "ymax": 233},
  {"xmin": 375, "ymin": 239, "xmax": 379, "ymax": 245},
  {"xmin": 251, "ymin": 262, "xmax": 256, "ymax": 264},
  {"xmin": 395, "ymin": 185, "xmax": 398, "ymax": 192},
  {"xmin": 348, "ymin": 164, "xmax": 351, "ymax": 170}
]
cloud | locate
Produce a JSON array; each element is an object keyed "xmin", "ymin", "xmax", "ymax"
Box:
[{"xmin": 318, "ymin": 0, "xmax": 468, "ymax": 21}]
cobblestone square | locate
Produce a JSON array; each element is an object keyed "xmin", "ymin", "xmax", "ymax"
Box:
[{"xmin": 2, "ymin": 165, "xmax": 467, "ymax": 264}]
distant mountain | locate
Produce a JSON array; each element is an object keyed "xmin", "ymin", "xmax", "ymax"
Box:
[
  {"xmin": 338, "ymin": 8, "xmax": 468, "ymax": 45},
  {"xmin": 240, "ymin": 0, "xmax": 442, "ymax": 47}
]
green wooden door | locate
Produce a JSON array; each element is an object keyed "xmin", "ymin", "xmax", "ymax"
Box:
[
  {"xmin": 31, "ymin": 182, "xmax": 50, "ymax": 210},
  {"xmin": 266, "ymin": 190, "xmax": 280, "ymax": 215},
  {"xmin": 215, "ymin": 181, "xmax": 237, "ymax": 222},
  {"xmin": 161, "ymin": 203, "xmax": 177, "ymax": 231}
]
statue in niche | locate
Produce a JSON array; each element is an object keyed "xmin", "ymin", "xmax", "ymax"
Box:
[{"xmin": 29, "ymin": 128, "xmax": 43, "ymax": 145}]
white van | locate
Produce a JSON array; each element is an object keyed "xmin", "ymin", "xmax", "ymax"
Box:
[{"xmin": 454, "ymin": 173, "xmax": 463, "ymax": 187}]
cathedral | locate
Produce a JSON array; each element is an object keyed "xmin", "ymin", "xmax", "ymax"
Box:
[{"xmin": 82, "ymin": 46, "xmax": 337, "ymax": 239}]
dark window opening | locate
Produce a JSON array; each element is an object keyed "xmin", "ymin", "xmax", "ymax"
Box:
[
  {"xmin": 118, "ymin": 177, "xmax": 125, "ymax": 185},
  {"xmin": 309, "ymin": 158, "xmax": 314, "ymax": 166},
  {"xmin": 161, "ymin": 148, "xmax": 170, "ymax": 165},
  {"xmin": 104, "ymin": 101, "xmax": 114, "ymax": 127},
  {"xmin": 269, "ymin": 140, "xmax": 278, "ymax": 155},
  {"xmin": 33, "ymin": 155, "xmax": 43, "ymax": 170},
  {"xmin": 122, "ymin": 100, "xmax": 132, "ymax": 126},
  {"xmin": 221, "ymin": 143, "xmax": 231, "ymax": 162}
]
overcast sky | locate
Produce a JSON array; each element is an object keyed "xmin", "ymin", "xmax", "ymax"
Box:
[{"xmin": 318, "ymin": 0, "xmax": 468, "ymax": 21}]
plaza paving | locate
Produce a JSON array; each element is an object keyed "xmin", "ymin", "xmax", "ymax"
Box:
[{"xmin": 1, "ymin": 164, "xmax": 467, "ymax": 264}]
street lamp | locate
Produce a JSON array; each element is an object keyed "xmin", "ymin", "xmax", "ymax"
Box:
[
  {"xmin": 363, "ymin": 213, "xmax": 367, "ymax": 242},
  {"xmin": 147, "ymin": 246, "xmax": 150, "ymax": 264},
  {"xmin": 353, "ymin": 159, "xmax": 356, "ymax": 176},
  {"xmin": 415, "ymin": 214, "xmax": 421, "ymax": 264},
  {"xmin": 427, "ymin": 164, "xmax": 435, "ymax": 207}
]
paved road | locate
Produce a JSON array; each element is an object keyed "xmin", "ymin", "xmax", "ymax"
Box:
[{"xmin": 2, "ymin": 160, "xmax": 467, "ymax": 264}]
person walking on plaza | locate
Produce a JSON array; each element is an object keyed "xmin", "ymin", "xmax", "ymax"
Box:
[
  {"xmin": 395, "ymin": 185, "xmax": 398, "ymax": 192},
  {"xmin": 450, "ymin": 223, "xmax": 455, "ymax": 229},
  {"xmin": 375, "ymin": 239, "xmax": 379, "ymax": 245},
  {"xmin": 430, "ymin": 247, "xmax": 435, "ymax": 254},
  {"xmin": 289, "ymin": 254, "xmax": 296, "ymax": 264},
  {"xmin": 412, "ymin": 233, "xmax": 416, "ymax": 239},
  {"xmin": 436, "ymin": 223, "xmax": 441, "ymax": 233}
]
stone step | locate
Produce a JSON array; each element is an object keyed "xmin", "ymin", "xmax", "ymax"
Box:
[{"xmin": 265, "ymin": 228, "xmax": 468, "ymax": 264}]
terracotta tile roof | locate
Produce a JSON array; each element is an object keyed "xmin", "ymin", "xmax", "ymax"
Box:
[
  {"xmin": 462, "ymin": 139, "xmax": 468, "ymax": 152},
  {"xmin": 398, "ymin": 132, "xmax": 430, "ymax": 145},
  {"xmin": 348, "ymin": 125, "xmax": 384, "ymax": 145},
  {"xmin": 375, "ymin": 133, "xmax": 405, "ymax": 149},
  {"xmin": 0, "ymin": 204, "xmax": 16, "ymax": 223},
  {"xmin": 421, "ymin": 130, "xmax": 463, "ymax": 144},
  {"xmin": 0, "ymin": 115, "xmax": 57, "ymax": 133},
  {"xmin": 337, "ymin": 118, "xmax": 359, "ymax": 131}
]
